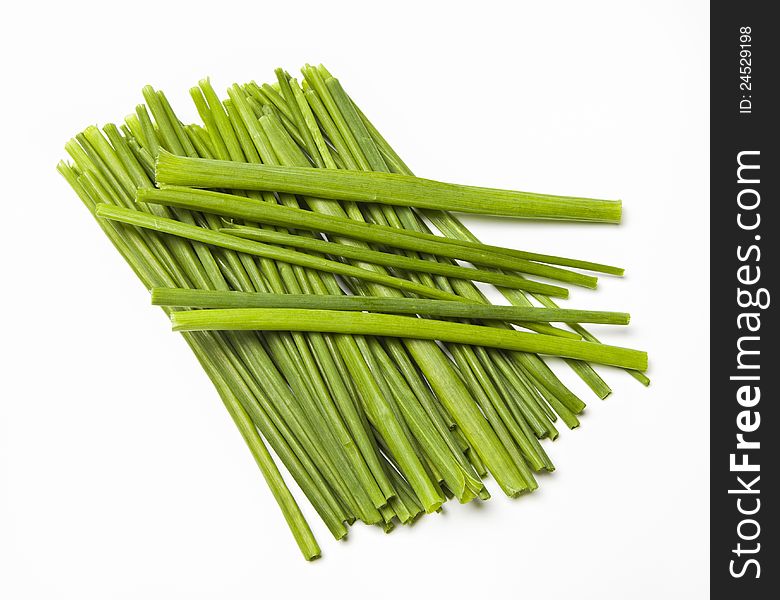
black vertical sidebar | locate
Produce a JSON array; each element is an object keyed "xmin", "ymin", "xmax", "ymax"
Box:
[{"xmin": 711, "ymin": 3, "xmax": 776, "ymax": 598}]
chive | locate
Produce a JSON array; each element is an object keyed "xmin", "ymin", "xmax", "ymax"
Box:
[
  {"xmin": 369, "ymin": 338, "xmax": 485, "ymax": 502},
  {"xmin": 290, "ymin": 78, "xmax": 332, "ymax": 168},
  {"xmin": 151, "ymin": 288, "xmax": 629, "ymax": 325},
  {"xmin": 370, "ymin": 226, "xmax": 624, "ymax": 276},
  {"xmin": 452, "ymin": 345, "xmax": 536, "ymax": 490},
  {"xmin": 187, "ymin": 95, "xmax": 386, "ymax": 510},
  {"xmin": 218, "ymin": 331, "xmax": 355, "ymax": 534},
  {"xmin": 380, "ymin": 339, "xmax": 486, "ymax": 496},
  {"xmin": 488, "ymin": 349, "xmax": 558, "ymax": 440},
  {"xmin": 275, "ymin": 69, "xmax": 323, "ymax": 169},
  {"xmin": 89, "ymin": 118, "xmax": 389, "ymax": 526},
  {"xmin": 489, "ymin": 360, "xmax": 556, "ymax": 472},
  {"xmin": 337, "ymin": 333, "xmax": 444, "ymax": 512},
  {"xmin": 171, "ymin": 308, "xmax": 647, "ymax": 370},
  {"xmin": 209, "ymin": 125, "xmax": 414, "ymax": 519},
  {"xmin": 155, "ymin": 151, "xmax": 621, "ymax": 222}
]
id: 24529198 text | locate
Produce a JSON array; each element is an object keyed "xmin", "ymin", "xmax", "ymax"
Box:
[{"xmin": 738, "ymin": 26, "xmax": 752, "ymax": 114}]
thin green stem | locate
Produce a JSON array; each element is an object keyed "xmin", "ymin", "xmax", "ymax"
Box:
[
  {"xmin": 151, "ymin": 288, "xmax": 629, "ymax": 325},
  {"xmin": 171, "ymin": 308, "xmax": 648, "ymax": 370}
]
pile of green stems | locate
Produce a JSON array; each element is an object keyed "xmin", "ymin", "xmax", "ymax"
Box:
[{"xmin": 59, "ymin": 65, "xmax": 647, "ymax": 560}]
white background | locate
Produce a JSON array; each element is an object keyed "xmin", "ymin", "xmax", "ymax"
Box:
[{"xmin": 0, "ymin": 1, "xmax": 709, "ymax": 598}]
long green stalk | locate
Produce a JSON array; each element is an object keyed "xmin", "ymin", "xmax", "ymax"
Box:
[
  {"xmin": 531, "ymin": 293, "xmax": 652, "ymax": 386},
  {"xmin": 171, "ymin": 308, "xmax": 648, "ymax": 370},
  {"xmin": 80, "ymin": 113, "xmax": 382, "ymax": 528},
  {"xmin": 217, "ymin": 89, "xmax": 396, "ymax": 519},
  {"xmin": 239, "ymin": 88, "xmax": 515, "ymax": 505},
  {"xmin": 155, "ymin": 151, "xmax": 622, "ymax": 222},
  {"xmin": 151, "ymin": 288, "xmax": 630, "ymax": 325},
  {"xmin": 191, "ymin": 99, "xmax": 394, "ymax": 523}
]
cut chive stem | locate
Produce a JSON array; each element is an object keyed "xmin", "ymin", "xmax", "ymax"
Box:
[
  {"xmin": 151, "ymin": 288, "xmax": 630, "ymax": 325},
  {"xmin": 170, "ymin": 308, "xmax": 648, "ymax": 371},
  {"xmin": 155, "ymin": 151, "xmax": 622, "ymax": 223},
  {"xmin": 282, "ymin": 74, "xmax": 589, "ymax": 455}
]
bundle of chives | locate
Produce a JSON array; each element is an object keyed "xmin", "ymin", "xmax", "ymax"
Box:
[{"xmin": 58, "ymin": 64, "xmax": 648, "ymax": 561}]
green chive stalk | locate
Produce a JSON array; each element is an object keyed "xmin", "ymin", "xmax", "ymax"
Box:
[
  {"xmin": 222, "ymin": 84, "xmax": 532, "ymax": 498},
  {"xmin": 155, "ymin": 150, "xmax": 621, "ymax": 223},
  {"xmin": 531, "ymin": 293, "xmax": 652, "ymax": 387},
  {"xmin": 226, "ymin": 83, "xmax": 455, "ymax": 510},
  {"xmin": 96, "ymin": 204, "xmax": 473, "ymax": 303},
  {"xmin": 77, "ymin": 113, "xmax": 386, "ymax": 536},
  {"xmin": 171, "ymin": 308, "xmax": 648, "ymax": 370},
  {"xmin": 86, "ymin": 124, "xmax": 373, "ymax": 531},
  {"xmin": 216, "ymin": 87, "xmax": 422, "ymax": 512},
  {"xmin": 150, "ymin": 288, "xmax": 630, "ymax": 325}
]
